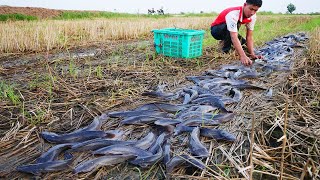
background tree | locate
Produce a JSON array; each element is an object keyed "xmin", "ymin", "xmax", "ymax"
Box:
[{"xmin": 287, "ymin": 3, "xmax": 296, "ymax": 14}]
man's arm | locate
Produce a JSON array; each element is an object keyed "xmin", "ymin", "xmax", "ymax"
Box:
[
  {"xmin": 230, "ymin": 31, "xmax": 252, "ymax": 66},
  {"xmin": 246, "ymin": 29, "xmax": 262, "ymax": 59}
]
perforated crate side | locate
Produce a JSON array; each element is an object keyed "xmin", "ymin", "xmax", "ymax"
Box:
[{"xmin": 153, "ymin": 28, "xmax": 205, "ymax": 58}]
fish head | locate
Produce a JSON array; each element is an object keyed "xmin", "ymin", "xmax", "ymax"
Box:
[
  {"xmin": 16, "ymin": 165, "xmax": 41, "ymax": 175},
  {"xmin": 219, "ymin": 130, "xmax": 236, "ymax": 141}
]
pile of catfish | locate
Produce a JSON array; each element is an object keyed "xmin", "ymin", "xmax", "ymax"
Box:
[{"xmin": 17, "ymin": 33, "xmax": 308, "ymax": 175}]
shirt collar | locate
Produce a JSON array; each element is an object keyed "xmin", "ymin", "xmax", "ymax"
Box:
[{"xmin": 240, "ymin": 5, "xmax": 244, "ymax": 22}]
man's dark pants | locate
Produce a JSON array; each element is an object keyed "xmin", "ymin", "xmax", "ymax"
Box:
[{"xmin": 210, "ymin": 23, "xmax": 246, "ymax": 53}]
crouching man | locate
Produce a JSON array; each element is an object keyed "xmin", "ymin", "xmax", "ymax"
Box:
[{"xmin": 211, "ymin": 0, "xmax": 263, "ymax": 66}]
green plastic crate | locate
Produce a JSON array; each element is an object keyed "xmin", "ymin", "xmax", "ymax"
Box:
[{"xmin": 152, "ymin": 28, "xmax": 205, "ymax": 59}]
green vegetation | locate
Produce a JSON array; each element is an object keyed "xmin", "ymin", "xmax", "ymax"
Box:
[
  {"xmin": 0, "ymin": 13, "xmax": 38, "ymax": 21},
  {"xmin": 182, "ymin": 12, "xmax": 217, "ymax": 17},
  {"xmin": 24, "ymin": 108, "xmax": 46, "ymax": 125},
  {"xmin": 68, "ymin": 60, "xmax": 79, "ymax": 78},
  {"xmin": 296, "ymin": 16, "xmax": 320, "ymax": 31},
  {"xmin": 54, "ymin": 11, "xmax": 171, "ymax": 20},
  {"xmin": 54, "ymin": 11, "xmax": 134, "ymax": 20},
  {"xmin": 0, "ymin": 80, "xmax": 21, "ymax": 105},
  {"xmin": 257, "ymin": 11, "xmax": 279, "ymax": 15},
  {"xmin": 95, "ymin": 65, "xmax": 103, "ymax": 79},
  {"xmin": 29, "ymin": 72, "xmax": 55, "ymax": 98}
]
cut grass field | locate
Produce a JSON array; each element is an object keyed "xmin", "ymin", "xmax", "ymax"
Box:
[
  {"xmin": 0, "ymin": 15, "xmax": 319, "ymax": 53},
  {"xmin": 0, "ymin": 13, "xmax": 319, "ymax": 179}
]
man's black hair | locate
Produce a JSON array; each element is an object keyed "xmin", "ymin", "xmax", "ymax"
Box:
[{"xmin": 246, "ymin": 0, "xmax": 262, "ymax": 7}]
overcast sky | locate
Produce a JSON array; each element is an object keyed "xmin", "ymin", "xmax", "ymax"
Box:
[{"xmin": 0, "ymin": 0, "xmax": 319, "ymax": 14}]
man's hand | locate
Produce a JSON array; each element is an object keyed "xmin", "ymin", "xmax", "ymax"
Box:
[
  {"xmin": 250, "ymin": 54, "xmax": 263, "ymax": 60},
  {"xmin": 240, "ymin": 55, "xmax": 252, "ymax": 66}
]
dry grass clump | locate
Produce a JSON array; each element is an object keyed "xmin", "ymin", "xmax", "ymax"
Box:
[{"xmin": 244, "ymin": 29, "xmax": 320, "ymax": 180}]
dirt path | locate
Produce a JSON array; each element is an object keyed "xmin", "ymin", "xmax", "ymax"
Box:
[{"xmin": 0, "ymin": 6, "xmax": 62, "ymax": 19}]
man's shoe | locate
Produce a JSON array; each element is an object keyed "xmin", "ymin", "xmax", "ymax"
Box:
[{"xmin": 219, "ymin": 41, "xmax": 230, "ymax": 53}]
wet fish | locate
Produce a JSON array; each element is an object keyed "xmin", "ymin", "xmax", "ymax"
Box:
[
  {"xmin": 209, "ymin": 86, "xmax": 232, "ymax": 96},
  {"xmin": 142, "ymin": 85, "xmax": 184, "ymax": 101},
  {"xmin": 166, "ymin": 154, "xmax": 205, "ymax": 173},
  {"xmin": 194, "ymin": 105, "xmax": 217, "ymax": 113},
  {"xmin": 72, "ymin": 113, "xmax": 108, "ymax": 134},
  {"xmin": 198, "ymin": 77, "xmax": 228, "ymax": 87},
  {"xmin": 135, "ymin": 102, "xmax": 186, "ymax": 113},
  {"xmin": 74, "ymin": 155, "xmax": 135, "ymax": 174},
  {"xmin": 154, "ymin": 119, "xmax": 182, "ymax": 126},
  {"xmin": 41, "ymin": 130, "xmax": 111, "ymax": 144},
  {"xmin": 176, "ymin": 113, "xmax": 235, "ymax": 128},
  {"xmin": 148, "ymin": 133, "xmax": 167, "ymax": 154},
  {"xmin": 157, "ymin": 124, "xmax": 175, "ymax": 134},
  {"xmin": 186, "ymin": 75, "xmax": 217, "ymax": 81},
  {"xmin": 200, "ymin": 128, "xmax": 236, "ymax": 141},
  {"xmin": 36, "ymin": 143, "xmax": 74, "ymax": 163},
  {"xmin": 232, "ymin": 83, "xmax": 267, "ymax": 90},
  {"xmin": 182, "ymin": 92, "xmax": 191, "ymax": 104},
  {"xmin": 93, "ymin": 144, "xmax": 153, "ymax": 157},
  {"xmin": 175, "ymin": 126, "xmax": 236, "ymax": 141},
  {"xmin": 183, "ymin": 88, "xmax": 199, "ymax": 101},
  {"xmin": 130, "ymin": 146, "xmax": 163, "ymax": 167},
  {"xmin": 17, "ymin": 153, "xmax": 73, "ymax": 175},
  {"xmin": 189, "ymin": 127, "xmax": 209, "ymax": 157},
  {"xmin": 141, "ymin": 91, "xmax": 175, "ymax": 99},
  {"xmin": 108, "ymin": 109, "xmax": 171, "ymax": 118},
  {"xmin": 174, "ymin": 125, "xmax": 194, "ymax": 136},
  {"xmin": 235, "ymin": 70, "xmax": 260, "ymax": 79},
  {"xmin": 190, "ymin": 85, "xmax": 215, "ymax": 95},
  {"xmin": 176, "ymin": 111, "xmax": 217, "ymax": 120},
  {"xmin": 71, "ymin": 138, "xmax": 136, "ymax": 152},
  {"xmin": 260, "ymin": 65, "xmax": 274, "ymax": 77},
  {"xmin": 198, "ymin": 93, "xmax": 228, "ymax": 100},
  {"xmin": 134, "ymin": 132, "xmax": 157, "ymax": 150},
  {"xmin": 220, "ymin": 64, "xmax": 243, "ymax": 71},
  {"xmin": 192, "ymin": 96, "xmax": 231, "ymax": 113},
  {"xmin": 205, "ymin": 70, "xmax": 235, "ymax": 78},
  {"xmin": 120, "ymin": 115, "xmax": 171, "ymax": 125}
]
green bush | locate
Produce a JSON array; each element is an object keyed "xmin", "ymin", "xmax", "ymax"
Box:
[{"xmin": 0, "ymin": 13, "xmax": 38, "ymax": 21}]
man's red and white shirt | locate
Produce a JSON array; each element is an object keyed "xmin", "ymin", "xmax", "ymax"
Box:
[{"xmin": 211, "ymin": 6, "xmax": 256, "ymax": 32}]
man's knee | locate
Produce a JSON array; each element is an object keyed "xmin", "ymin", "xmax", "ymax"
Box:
[
  {"xmin": 211, "ymin": 24, "xmax": 228, "ymax": 40},
  {"xmin": 210, "ymin": 26, "xmax": 220, "ymax": 40}
]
